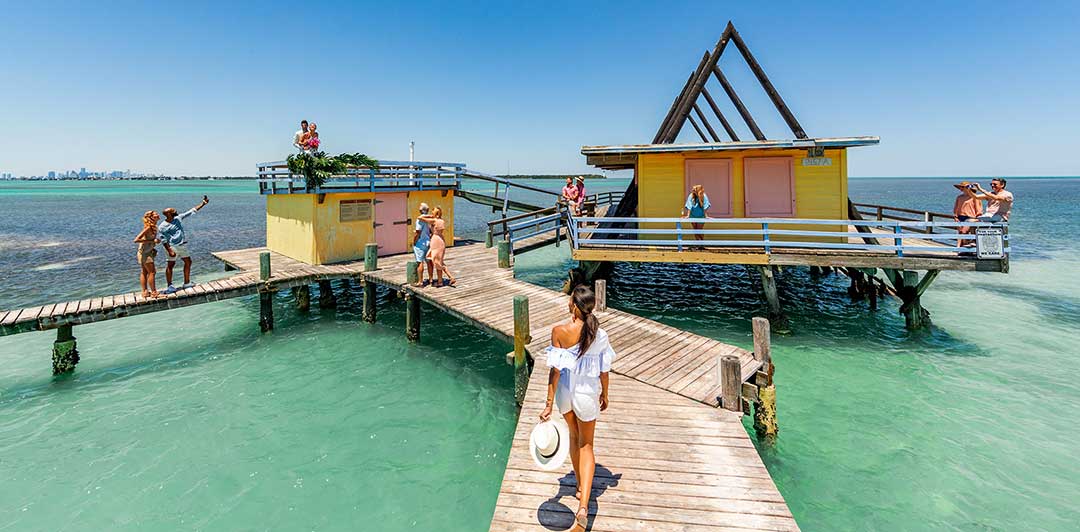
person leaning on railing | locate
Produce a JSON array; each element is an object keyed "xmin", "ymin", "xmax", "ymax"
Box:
[{"xmin": 952, "ymin": 181, "xmax": 983, "ymax": 247}]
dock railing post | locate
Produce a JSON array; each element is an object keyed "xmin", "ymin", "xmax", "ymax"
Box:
[
  {"xmin": 594, "ymin": 279, "xmax": 607, "ymax": 312},
  {"xmin": 498, "ymin": 241, "xmax": 511, "ymax": 269},
  {"xmin": 51, "ymin": 323, "xmax": 79, "ymax": 375},
  {"xmin": 719, "ymin": 355, "xmax": 741, "ymax": 412},
  {"xmin": 512, "ymin": 295, "xmax": 531, "ymax": 405},
  {"xmin": 752, "ymin": 316, "xmax": 778, "ymax": 439},
  {"xmin": 259, "ymin": 251, "xmax": 274, "ymax": 333},
  {"xmin": 365, "ymin": 243, "xmax": 379, "ymax": 271}
]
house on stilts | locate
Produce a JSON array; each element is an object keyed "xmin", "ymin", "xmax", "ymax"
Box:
[{"xmin": 566, "ymin": 22, "xmax": 1009, "ymax": 329}]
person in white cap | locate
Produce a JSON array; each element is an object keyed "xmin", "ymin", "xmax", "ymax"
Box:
[{"xmin": 538, "ymin": 284, "xmax": 615, "ymax": 531}]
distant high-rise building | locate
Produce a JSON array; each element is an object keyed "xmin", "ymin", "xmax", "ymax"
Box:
[
  {"xmin": 48, "ymin": 171, "xmax": 56, "ymax": 179},
  {"xmin": 79, "ymin": 167, "xmax": 87, "ymax": 179}
]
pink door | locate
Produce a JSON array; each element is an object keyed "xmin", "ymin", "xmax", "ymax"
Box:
[
  {"xmin": 744, "ymin": 157, "xmax": 796, "ymax": 217},
  {"xmin": 374, "ymin": 193, "xmax": 409, "ymax": 256},
  {"xmin": 684, "ymin": 159, "xmax": 732, "ymax": 216}
]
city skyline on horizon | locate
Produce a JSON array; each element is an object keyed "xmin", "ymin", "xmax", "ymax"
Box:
[{"xmin": 2, "ymin": 1, "xmax": 1079, "ymax": 178}]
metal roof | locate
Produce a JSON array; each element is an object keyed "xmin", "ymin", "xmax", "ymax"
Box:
[{"xmin": 582, "ymin": 136, "xmax": 880, "ymax": 156}]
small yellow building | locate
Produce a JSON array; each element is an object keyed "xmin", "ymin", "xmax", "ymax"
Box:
[{"xmin": 257, "ymin": 160, "xmax": 460, "ymax": 265}]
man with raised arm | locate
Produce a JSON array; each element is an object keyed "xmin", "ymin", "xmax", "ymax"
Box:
[
  {"xmin": 966, "ymin": 178, "xmax": 1013, "ymax": 223},
  {"xmin": 159, "ymin": 195, "xmax": 210, "ymax": 294}
]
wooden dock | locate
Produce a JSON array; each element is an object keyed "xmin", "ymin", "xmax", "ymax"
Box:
[{"xmin": 1, "ymin": 231, "xmax": 796, "ymax": 531}]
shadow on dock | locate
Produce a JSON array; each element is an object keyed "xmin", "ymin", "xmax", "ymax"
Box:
[{"xmin": 536, "ymin": 465, "xmax": 621, "ymax": 531}]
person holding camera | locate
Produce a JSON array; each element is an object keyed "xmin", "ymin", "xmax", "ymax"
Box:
[{"xmin": 965, "ymin": 178, "xmax": 1013, "ymax": 223}]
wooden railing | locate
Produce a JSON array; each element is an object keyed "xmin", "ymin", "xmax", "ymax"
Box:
[
  {"xmin": 486, "ymin": 192, "xmax": 623, "ymax": 250},
  {"xmin": 566, "ymin": 215, "xmax": 1010, "ymax": 258},
  {"xmin": 850, "ymin": 203, "xmax": 954, "ymax": 234},
  {"xmin": 256, "ymin": 160, "xmax": 463, "ymax": 194}
]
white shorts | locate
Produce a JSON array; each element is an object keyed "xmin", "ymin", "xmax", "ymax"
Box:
[
  {"xmin": 165, "ymin": 244, "xmax": 190, "ymax": 261},
  {"xmin": 554, "ymin": 380, "xmax": 600, "ymax": 422}
]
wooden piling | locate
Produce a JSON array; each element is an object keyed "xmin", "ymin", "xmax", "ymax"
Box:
[
  {"xmin": 318, "ymin": 280, "xmax": 336, "ymax": 308},
  {"xmin": 485, "ymin": 229, "xmax": 494, "ymax": 248},
  {"xmin": 719, "ymin": 355, "xmax": 741, "ymax": 412},
  {"xmin": 51, "ymin": 324, "xmax": 79, "ymax": 375},
  {"xmin": 513, "ymin": 295, "xmax": 531, "ymax": 405},
  {"xmin": 259, "ymin": 291, "xmax": 274, "ymax": 333},
  {"xmin": 594, "ymin": 279, "xmax": 607, "ymax": 312},
  {"xmin": 497, "ymin": 241, "xmax": 511, "ymax": 269},
  {"xmin": 751, "ymin": 317, "xmax": 778, "ymax": 439},
  {"xmin": 362, "ymin": 280, "xmax": 377, "ymax": 323},
  {"xmin": 364, "ymin": 243, "xmax": 379, "ymax": 272},
  {"xmin": 259, "ymin": 251, "xmax": 271, "ymax": 281},
  {"xmin": 294, "ymin": 285, "xmax": 310, "ymax": 311},
  {"xmin": 405, "ymin": 292, "xmax": 420, "ymax": 341},
  {"xmin": 757, "ymin": 266, "xmax": 783, "ymax": 325},
  {"xmin": 406, "ymin": 260, "xmax": 419, "ymax": 286}
]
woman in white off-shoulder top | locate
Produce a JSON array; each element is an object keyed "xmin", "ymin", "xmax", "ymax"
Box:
[{"xmin": 539, "ymin": 285, "xmax": 615, "ymax": 530}]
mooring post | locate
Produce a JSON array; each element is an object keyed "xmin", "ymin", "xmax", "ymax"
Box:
[
  {"xmin": 51, "ymin": 323, "xmax": 79, "ymax": 375},
  {"xmin": 485, "ymin": 228, "xmax": 494, "ymax": 248},
  {"xmin": 512, "ymin": 295, "xmax": 531, "ymax": 405},
  {"xmin": 406, "ymin": 260, "xmax": 419, "ymax": 286},
  {"xmin": 757, "ymin": 266, "xmax": 784, "ymax": 325},
  {"xmin": 594, "ymin": 279, "xmax": 607, "ymax": 312},
  {"xmin": 719, "ymin": 355, "xmax": 741, "ymax": 412},
  {"xmin": 405, "ymin": 292, "xmax": 420, "ymax": 341},
  {"xmin": 259, "ymin": 251, "xmax": 274, "ymax": 333},
  {"xmin": 294, "ymin": 285, "xmax": 310, "ymax": 312},
  {"xmin": 497, "ymin": 240, "xmax": 511, "ymax": 269},
  {"xmin": 752, "ymin": 316, "xmax": 778, "ymax": 439},
  {"xmin": 362, "ymin": 280, "xmax": 377, "ymax": 323},
  {"xmin": 318, "ymin": 280, "xmax": 336, "ymax": 308},
  {"xmin": 364, "ymin": 243, "xmax": 379, "ymax": 271}
]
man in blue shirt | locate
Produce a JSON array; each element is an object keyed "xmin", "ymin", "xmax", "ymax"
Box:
[
  {"xmin": 412, "ymin": 203, "xmax": 434, "ymax": 287},
  {"xmin": 159, "ymin": 195, "xmax": 210, "ymax": 294}
]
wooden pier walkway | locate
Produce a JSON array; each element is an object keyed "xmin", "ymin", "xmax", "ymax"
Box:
[{"xmin": 1, "ymin": 230, "xmax": 796, "ymax": 531}]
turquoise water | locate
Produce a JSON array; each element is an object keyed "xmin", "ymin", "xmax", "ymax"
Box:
[{"xmin": 2, "ymin": 178, "xmax": 1079, "ymax": 530}]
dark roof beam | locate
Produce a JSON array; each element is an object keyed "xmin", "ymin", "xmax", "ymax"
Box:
[
  {"xmin": 711, "ymin": 66, "xmax": 766, "ymax": 141},
  {"xmin": 700, "ymin": 86, "xmax": 739, "ymax": 141},
  {"xmin": 686, "ymin": 115, "xmax": 709, "ymax": 142},
  {"xmin": 652, "ymin": 70, "xmax": 697, "ymax": 144},
  {"xmin": 658, "ymin": 23, "xmax": 734, "ymax": 143},
  {"xmin": 728, "ymin": 24, "xmax": 808, "ymax": 139},
  {"xmin": 692, "ymin": 103, "xmax": 721, "ymax": 142}
]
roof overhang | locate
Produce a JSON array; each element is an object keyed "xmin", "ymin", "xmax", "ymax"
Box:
[{"xmin": 583, "ymin": 136, "xmax": 880, "ymax": 169}]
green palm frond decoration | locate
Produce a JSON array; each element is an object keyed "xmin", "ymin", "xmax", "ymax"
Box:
[{"xmin": 286, "ymin": 152, "xmax": 380, "ymax": 191}]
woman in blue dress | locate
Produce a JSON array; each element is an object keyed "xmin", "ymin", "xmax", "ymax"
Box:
[{"xmin": 681, "ymin": 184, "xmax": 711, "ymax": 248}]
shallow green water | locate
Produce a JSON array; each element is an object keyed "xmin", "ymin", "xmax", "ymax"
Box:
[{"xmin": 2, "ymin": 178, "xmax": 1078, "ymax": 531}]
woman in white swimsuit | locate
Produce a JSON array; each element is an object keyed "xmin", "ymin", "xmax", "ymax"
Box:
[{"xmin": 539, "ymin": 285, "xmax": 615, "ymax": 531}]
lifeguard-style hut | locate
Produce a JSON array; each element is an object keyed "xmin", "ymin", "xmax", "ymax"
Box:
[
  {"xmin": 256, "ymin": 160, "xmax": 461, "ymax": 265},
  {"xmin": 560, "ymin": 22, "xmax": 1010, "ymax": 329}
]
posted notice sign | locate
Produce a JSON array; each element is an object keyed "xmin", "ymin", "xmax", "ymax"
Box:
[{"xmin": 975, "ymin": 227, "xmax": 1004, "ymax": 259}]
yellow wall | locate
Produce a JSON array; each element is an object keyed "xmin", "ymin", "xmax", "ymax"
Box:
[
  {"xmin": 637, "ymin": 148, "xmax": 847, "ymax": 243},
  {"xmin": 267, "ymin": 190, "xmax": 454, "ymax": 265},
  {"xmin": 267, "ymin": 194, "xmax": 318, "ymax": 264}
]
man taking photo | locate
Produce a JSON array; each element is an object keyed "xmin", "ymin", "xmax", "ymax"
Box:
[{"xmin": 159, "ymin": 195, "xmax": 210, "ymax": 294}]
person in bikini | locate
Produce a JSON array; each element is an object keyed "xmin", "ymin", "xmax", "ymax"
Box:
[{"xmin": 134, "ymin": 210, "xmax": 162, "ymax": 298}]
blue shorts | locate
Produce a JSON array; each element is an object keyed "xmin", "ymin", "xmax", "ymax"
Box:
[{"xmin": 413, "ymin": 245, "xmax": 430, "ymax": 263}]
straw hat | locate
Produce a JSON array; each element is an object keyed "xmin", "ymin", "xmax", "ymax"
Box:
[
  {"xmin": 530, "ymin": 418, "xmax": 570, "ymax": 471},
  {"xmin": 953, "ymin": 181, "xmax": 972, "ymax": 190},
  {"xmin": 575, "ymin": 176, "xmax": 584, "ymax": 183}
]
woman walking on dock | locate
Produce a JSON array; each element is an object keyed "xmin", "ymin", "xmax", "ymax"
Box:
[
  {"xmin": 134, "ymin": 210, "xmax": 162, "ymax": 298},
  {"xmin": 424, "ymin": 206, "xmax": 456, "ymax": 287},
  {"xmin": 539, "ymin": 285, "xmax": 615, "ymax": 530}
]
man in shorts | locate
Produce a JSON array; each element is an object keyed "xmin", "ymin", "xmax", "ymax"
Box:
[
  {"xmin": 412, "ymin": 203, "xmax": 434, "ymax": 287},
  {"xmin": 159, "ymin": 195, "xmax": 210, "ymax": 294}
]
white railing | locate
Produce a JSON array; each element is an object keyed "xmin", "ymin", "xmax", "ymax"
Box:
[
  {"xmin": 256, "ymin": 160, "xmax": 463, "ymax": 194},
  {"xmin": 565, "ymin": 215, "xmax": 1010, "ymax": 259}
]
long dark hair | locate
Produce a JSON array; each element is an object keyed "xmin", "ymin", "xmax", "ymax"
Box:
[{"xmin": 571, "ymin": 285, "xmax": 599, "ymax": 355}]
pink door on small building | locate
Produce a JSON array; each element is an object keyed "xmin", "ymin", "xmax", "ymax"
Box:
[
  {"xmin": 374, "ymin": 193, "xmax": 409, "ymax": 256},
  {"xmin": 744, "ymin": 157, "xmax": 796, "ymax": 217},
  {"xmin": 684, "ymin": 159, "xmax": 733, "ymax": 216}
]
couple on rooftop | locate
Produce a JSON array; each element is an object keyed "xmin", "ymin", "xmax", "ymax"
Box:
[
  {"xmin": 133, "ymin": 196, "xmax": 211, "ymax": 298},
  {"xmin": 292, "ymin": 119, "xmax": 321, "ymax": 153}
]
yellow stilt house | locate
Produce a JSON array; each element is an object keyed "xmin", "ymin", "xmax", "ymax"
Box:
[{"xmin": 257, "ymin": 160, "xmax": 461, "ymax": 265}]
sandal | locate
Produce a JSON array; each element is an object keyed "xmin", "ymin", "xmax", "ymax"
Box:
[{"xmin": 573, "ymin": 507, "xmax": 588, "ymax": 530}]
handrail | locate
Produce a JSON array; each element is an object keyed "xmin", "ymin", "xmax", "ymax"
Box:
[
  {"xmin": 567, "ymin": 215, "xmax": 1009, "ymax": 259},
  {"xmin": 487, "ymin": 206, "xmax": 557, "ymax": 229},
  {"xmin": 460, "ymin": 169, "xmax": 563, "ymax": 198},
  {"xmin": 850, "ymin": 202, "xmax": 954, "ymax": 234}
]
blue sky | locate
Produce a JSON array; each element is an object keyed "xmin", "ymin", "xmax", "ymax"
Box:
[{"xmin": 1, "ymin": 0, "xmax": 1078, "ymax": 177}]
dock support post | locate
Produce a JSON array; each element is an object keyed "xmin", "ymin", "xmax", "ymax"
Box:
[
  {"xmin": 512, "ymin": 295, "xmax": 531, "ymax": 405},
  {"xmin": 365, "ymin": 243, "xmax": 379, "ymax": 271},
  {"xmin": 405, "ymin": 292, "xmax": 420, "ymax": 342},
  {"xmin": 318, "ymin": 280, "xmax": 336, "ymax": 308},
  {"xmin": 259, "ymin": 291, "xmax": 274, "ymax": 333},
  {"xmin": 594, "ymin": 279, "xmax": 607, "ymax": 313},
  {"xmin": 406, "ymin": 260, "xmax": 419, "ymax": 286},
  {"xmin": 362, "ymin": 280, "xmax": 377, "ymax": 323},
  {"xmin": 751, "ymin": 317, "xmax": 778, "ymax": 440},
  {"xmin": 294, "ymin": 285, "xmax": 310, "ymax": 312},
  {"xmin": 719, "ymin": 355, "xmax": 741, "ymax": 412},
  {"xmin": 259, "ymin": 251, "xmax": 271, "ymax": 281},
  {"xmin": 51, "ymin": 324, "xmax": 79, "ymax": 375},
  {"xmin": 757, "ymin": 266, "xmax": 786, "ymax": 327},
  {"xmin": 497, "ymin": 241, "xmax": 511, "ymax": 269},
  {"xmin": 485, "ymin": 229, "xmax": 494, "ymax": 248}
]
